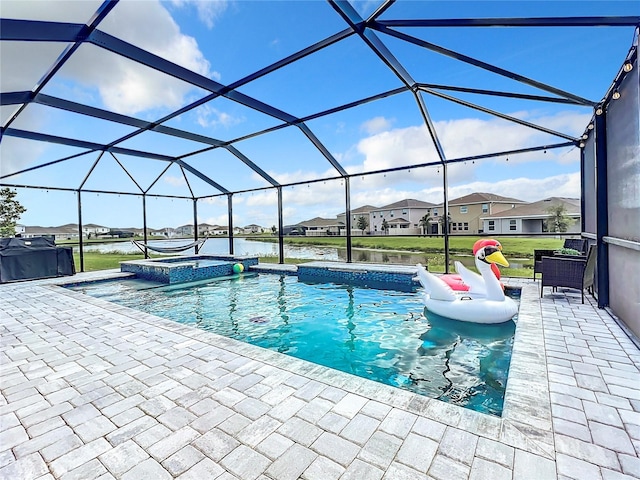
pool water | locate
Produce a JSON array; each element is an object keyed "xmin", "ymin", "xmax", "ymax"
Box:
[{"xmin": 69, "ymin": 273, "xmax": 516, "ymax": 416}]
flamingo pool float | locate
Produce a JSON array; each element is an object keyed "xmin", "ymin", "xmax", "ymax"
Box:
[
  {"xmin": 415, "ymin": 245, "xmax": 517, "ymax": 324},
  {"xmin": 440, "ymin": 239, "xmax": 503, "ymax": 295}
]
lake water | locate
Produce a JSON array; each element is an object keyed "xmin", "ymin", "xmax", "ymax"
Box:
[
  {"xmin": 76, "ymin": 238, "xmax": 529, "ymax": 269},
  {"xmin": 77, "ymin": 238, "xmax": 341, "ymax": 260}
]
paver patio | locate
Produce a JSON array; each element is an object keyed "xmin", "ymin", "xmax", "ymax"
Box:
[{"xmin": 1, "ymin": 269, "xmax": 639, "ymax": 479}]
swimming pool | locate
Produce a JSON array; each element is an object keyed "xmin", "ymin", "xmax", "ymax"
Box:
[{"xmin": 68, "ymin": 273, "xmax": 517, "ymax": 416}]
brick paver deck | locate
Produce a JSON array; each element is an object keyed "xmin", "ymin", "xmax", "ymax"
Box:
[{"xmin": 1, "ymin": 270, "xmax": 639, "ymax": 479}]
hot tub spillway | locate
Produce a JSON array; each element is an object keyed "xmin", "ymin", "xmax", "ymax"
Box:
[{"xmin": 120, "ymin": 255, "xmax": 258, "ymax": 284}]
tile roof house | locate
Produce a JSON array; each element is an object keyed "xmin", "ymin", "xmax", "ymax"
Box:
[
  {"xmin": 18, "ymin": 224, "xmax": 79, "ymax": 240},
  {"xmin": 435, "ymin": 192, "xmax": 527, "ymax": 235},
  {"xmin": 370, "ymin": 199, "xmax": 436, "ymax": 235},
  {"xmin": 299, "ymin": 217, "xmax": 344, "ymax": 236},
  {"xmin": 480, "ymin": 197, "xmax": 581, "ymax": 234},
  {"xmin": 242, "ymin": 224, "xmax": 264, "ymax": 234},
  {"xmin": 336, "ymin": 205, "xmax": 378, "ymax": 228}
]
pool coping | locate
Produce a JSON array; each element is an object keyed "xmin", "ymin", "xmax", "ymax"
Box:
[{"xmin": 47, "ymin": 263, "xmax": 554, "ymax": 459}]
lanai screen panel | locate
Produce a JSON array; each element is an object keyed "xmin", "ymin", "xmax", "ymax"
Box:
[
  {"xmin": 606, "ymin": 63, "xmax": 640, "ymax": 243},
  {"xmin": 605, "ymin": 55, "xmax": 640, "ymax": 337},
  {"xmin": 582, "ymin": 134, "xmax": 597, "ymax": 236}
]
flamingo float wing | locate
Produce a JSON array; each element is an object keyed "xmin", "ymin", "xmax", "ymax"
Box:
[
  {"xmin": 454, "ymin": 260, "xmax": 486, "ymax": 295},
  {"xmin": 415, "ymin": 264, "xmax": 457, "ymax": 302}
]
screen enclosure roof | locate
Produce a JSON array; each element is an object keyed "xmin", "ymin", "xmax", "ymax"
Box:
[{"xmin": 1, "ymin": 0, "xmax": 639, "ymax": 200}]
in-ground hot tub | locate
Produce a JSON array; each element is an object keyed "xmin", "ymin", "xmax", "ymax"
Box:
[{"xmin": 120, "ymin": 255, "xmax": 258, "ymax": 284}]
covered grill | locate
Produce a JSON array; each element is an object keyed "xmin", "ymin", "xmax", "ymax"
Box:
[{"xmin": 0, "ymin": 237, "xmax": 75, "ymax": 283}]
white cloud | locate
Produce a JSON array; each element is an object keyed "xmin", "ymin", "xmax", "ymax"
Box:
[
  {"xmin": 203, "ymin": 214, "xmax": 228, "ymax": 225},
  {"xmin": 361, "ymin": 116, "xmax": 393, "ymax": 135},
  {"xmin": 237, "ymin": 170, "xmax": 580, "ymax": 225},
  {"xmin": 195, "ymin": 105, "xmax": 243, "ymax": 129},
  {"xmin": 349, "ymin": 172, "xmax": 581, "ymax": 207},
  {"xmin": 0, "ymin": 137, "xmax": 48, "ymax": 179},
  {"xmin": 171, "ymin": 0, "xmax": 230, "ymax": 29},
  {"xmin": 352, "ymin": 0, "xmax": 380, "ymax": 17},
  {"xmin": 6, "ymin": 0, "xmax": 217, "ymax": 116},
  {"xmin": 0, "ymin": 105, "xmax": 51, "ymax": 176},
  {"xmin": 4, "ymin": 1, "xmax": 234, "ymax": 126},
  {"xmin": 241, "ymin": 208, "xmax": 277, "ymax": 228},
  {"xmin": 355, "ymin": 126, "xmax": 439, "ymax": 174},
  {"xmin": 344, "ymin": 110, "xmax": 586, "ymax": 184},
  {"xmin": 164, "ymin": 175, "xmax": 186, "ymax": 187},
  {"xmin": 351, "ymin": 186, "xmax": 432, "ymax": 209},
  {"xmin": 444, "ymin": 172, "xmax": 581, "ymax": 203},
  {"xmin": 243, "ymin": 110, "xmax": 585, "ymax": 224},
  {"xmin": 0, "ymin": 42, "xmax": 69, "ymax": 92},
  {"xmin": 201, "ymin": 196, "xmax": 228, "ymax": 206},
  {"xmin": 0, "ymin": 0, "xmax": 103, "ymax": 23},
  {"xmin": 435, "ymin": 111, "xmax": 589, "ymax": 161}
]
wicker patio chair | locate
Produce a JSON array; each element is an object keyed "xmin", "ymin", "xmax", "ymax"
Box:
[
  {"xmin": 563, "ymin": 238, "xmax": 588, "ymax": 254},
  {"xmin": 533, "ymin": 249, "xmax": 556, "ymax": 280},
  {"xmin": 540, "ymin": 245, "xmax": 596, "ymax": 303},
  {"xmin": 533, "ymin": 238, "xmax": 589, "ymax": 280}
]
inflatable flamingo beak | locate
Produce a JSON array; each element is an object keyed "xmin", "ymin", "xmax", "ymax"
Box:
[{"xmin": 486, "ymin": 249, "xmax": 510, "ymax": 268}]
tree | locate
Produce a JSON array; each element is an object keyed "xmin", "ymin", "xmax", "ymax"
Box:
[
  {"xmin": 438, "ymin": 213, "xmax": 452, "ymax": 234},
  {"xmin": 381, "ymin": 219, "xmax": 389, "ymax": 235},
  {"xmin": 0, "ymin": 188, "xmax": 27, "ymax": 238},
  {"xmin": 271, "ymin": 225, "xmax": 277, "ymax": 235},
  {"xmin": 545, "ymin": 203, "xmax": 574, "ymax": 233},
  {"xmin": 356, "ymin": 215, "xmax": 369, "ymax": 235},
  {"xmin": 419, "ymin": 214, "xmax": 432, "ymax": 236}
]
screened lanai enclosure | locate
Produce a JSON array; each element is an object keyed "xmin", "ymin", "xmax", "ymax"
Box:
[{"xmin": 1, "ymin": 1, "xmax": 639, "ymax": 335}]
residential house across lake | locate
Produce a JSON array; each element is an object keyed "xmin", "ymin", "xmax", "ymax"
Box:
[{"xmin": 479, "ymin": 197, "xmax": 581, "ymax": 234}]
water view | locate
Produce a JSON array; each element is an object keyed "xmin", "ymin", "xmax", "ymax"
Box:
[{"xmin": 76, "ymin": 238, "xmax": 530, "ymax": 269}]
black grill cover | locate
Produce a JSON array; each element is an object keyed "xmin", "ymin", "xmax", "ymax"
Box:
[{"xmin": 0, "ymin": 237, "xmax": 75, "ymax": 283}]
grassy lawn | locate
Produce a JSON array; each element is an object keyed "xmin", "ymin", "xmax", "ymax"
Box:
[
  {"xmin": 255, "ymin": 235, "xmax": 564, "ymax": 257},
  {"xmin": 73, "ymin": 252, "xmax": 155, "ymax": 271}
]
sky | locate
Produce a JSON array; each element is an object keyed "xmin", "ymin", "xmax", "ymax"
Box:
[{"xmin": 0, "ymin": 0, "xmax": 638, "ymax": 229}]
